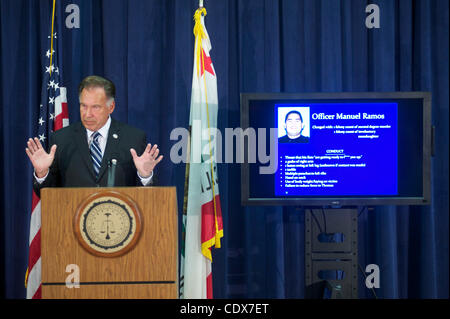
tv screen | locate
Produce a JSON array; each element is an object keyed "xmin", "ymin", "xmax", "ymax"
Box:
[{"xmin": 240, "ymin": 92, "xmax": 432, "ymax": 206}]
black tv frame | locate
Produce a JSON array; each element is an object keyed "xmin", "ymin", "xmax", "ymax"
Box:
[{"xmin": 241, "ymin": 91, "xmax": 432, "ymax": 206}]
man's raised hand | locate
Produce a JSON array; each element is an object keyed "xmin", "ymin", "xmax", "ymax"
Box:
[
  {"xmin": 25, "ymin": 137, "xmax": 57, "ymax": 178},
  {"xmin": 130, "ymin": 143, "xmax": 163, "ymax": 178}
]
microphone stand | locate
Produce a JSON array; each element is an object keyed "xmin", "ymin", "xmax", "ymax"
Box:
[{"xmin": 107, "ymin": 159, "xmax": 117, "ymax": 187}]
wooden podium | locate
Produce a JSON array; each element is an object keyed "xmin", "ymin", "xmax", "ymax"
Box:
[{"xmin": 40, "ymin": 187, "xmax": 178, "ymax": 299}]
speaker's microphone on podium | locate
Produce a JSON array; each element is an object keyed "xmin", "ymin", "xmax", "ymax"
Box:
[{"xmin": 107, "ymin": 158, "xmax": 117, "ymax": 187}]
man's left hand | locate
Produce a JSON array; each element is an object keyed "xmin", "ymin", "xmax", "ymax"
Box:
[{"xmin": 130, "ymin": 143, "xmax": 163, "ymax": 178}]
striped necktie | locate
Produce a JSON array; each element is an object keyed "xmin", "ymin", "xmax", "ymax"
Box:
[{"xmin": 90, "ymin": 131, "xmax": 102, "ymax": 178}]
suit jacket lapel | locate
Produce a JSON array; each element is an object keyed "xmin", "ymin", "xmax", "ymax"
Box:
[
  {"xmin": 97, "ymin": 118, "xmax": 121, "ymax": 181},
  {"xmin": 73, "ymin": 122, "xmax": 97, "ymax": 181}
]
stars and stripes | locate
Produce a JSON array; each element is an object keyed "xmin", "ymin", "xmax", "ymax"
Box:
[{"xmin": 26, "ymin": 1, "xmax": 69, "ymax": 299}]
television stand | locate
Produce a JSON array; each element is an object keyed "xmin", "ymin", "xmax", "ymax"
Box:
[{"xmin": 304, "ymin": 207, "xmax": 358, "ymax": 299}]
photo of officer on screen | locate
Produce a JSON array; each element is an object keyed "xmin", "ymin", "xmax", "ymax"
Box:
[{"xmin": 278, "ymin": 110, "xmax": 310, "ymax": 143}]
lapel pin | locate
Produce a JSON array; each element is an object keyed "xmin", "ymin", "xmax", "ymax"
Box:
[{"xmin": 113, "ymin": 133, "xmax": 118, "ymax": 139}]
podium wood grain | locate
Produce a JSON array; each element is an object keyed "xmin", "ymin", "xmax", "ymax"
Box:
[
  {"xmin": 43, "ymin": 284, "xmax": 175, "ymax": 299},
  {"xmin": 40, "ymin": 187, "xmax": 178, "ymax": 299}
]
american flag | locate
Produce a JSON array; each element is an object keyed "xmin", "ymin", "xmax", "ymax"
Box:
[{"xmin": 26, "ymin": 4, "xmax": 69, "ymax": 299}]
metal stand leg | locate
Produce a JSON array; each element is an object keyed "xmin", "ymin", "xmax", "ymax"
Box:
[{"xmin": 305, "ymin": 208, "xmax": 358, "ymax": 299}]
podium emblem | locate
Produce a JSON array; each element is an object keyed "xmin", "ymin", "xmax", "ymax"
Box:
[{"xmin": 74, "ymin": 191, "xmax": 142, "ymax": 257}]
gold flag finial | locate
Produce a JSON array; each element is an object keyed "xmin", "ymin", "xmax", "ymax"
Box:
[
  {"xmin": 193, "ymin": 7, "xmax": 207, "ymax": 77},
  {"xmin": 193, "ymin": 7, "xmax": 207, "ymax": 38}
]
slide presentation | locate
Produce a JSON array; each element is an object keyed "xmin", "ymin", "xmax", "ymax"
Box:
[{"xmin": 275, "ymin": 103, "xmax": 398, "ymax": 196}]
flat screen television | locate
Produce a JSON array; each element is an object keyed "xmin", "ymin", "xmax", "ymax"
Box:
[{"xmin": 240, "ymin": 92, "xmax": 432, "ymax": 206}]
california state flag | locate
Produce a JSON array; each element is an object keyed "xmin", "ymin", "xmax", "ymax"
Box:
[{"xmin": 181, "ymin": 7, "xmax": 223, "ymax": 299}]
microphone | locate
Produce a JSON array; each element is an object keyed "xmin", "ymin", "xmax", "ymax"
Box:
[{"xmin": 107, "ymin": 158, "xmax": 117, "ymax": 187}]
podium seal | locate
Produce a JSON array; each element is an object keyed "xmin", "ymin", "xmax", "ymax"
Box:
[{"xmin": 74, "ymin": 191, "xmax": 142, "ymax": 257}]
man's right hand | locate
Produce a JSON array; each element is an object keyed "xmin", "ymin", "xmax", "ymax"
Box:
[{"xmin": 25, "ymin": 137, "xmax": 57, "ymax": 178}]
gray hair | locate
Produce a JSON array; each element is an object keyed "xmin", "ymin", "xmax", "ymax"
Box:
[{"xmin": 78, "ymin": 75, "xmax": 115, "ymax": 105}]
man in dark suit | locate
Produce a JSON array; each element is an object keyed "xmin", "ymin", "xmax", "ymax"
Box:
[{"xmin": 26, "ymin": 75, "xmax": 163, "ymax": 192}]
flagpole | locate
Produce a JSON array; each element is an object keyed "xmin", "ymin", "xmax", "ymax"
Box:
[
  {"xmin": 49, "ymin": 0, "xmax": 56, "ymax": 76},
  {"xmin": 199, "ymin": 0, "xmax": 204, "ymax": 8}
]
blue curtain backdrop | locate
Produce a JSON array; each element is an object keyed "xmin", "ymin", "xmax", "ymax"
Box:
[{"xmin": 0, "ymin": 0, "xmax": 448, "ymax": 299}]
